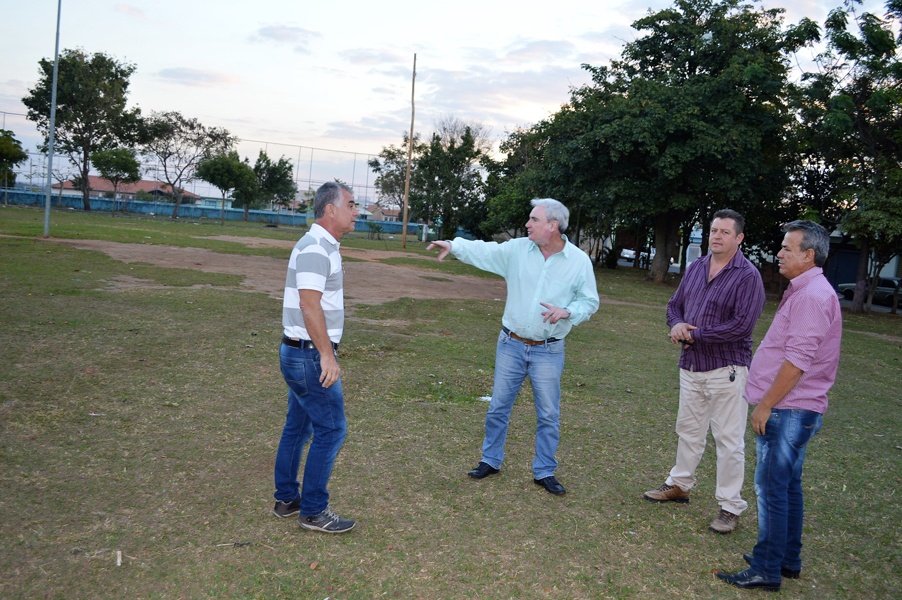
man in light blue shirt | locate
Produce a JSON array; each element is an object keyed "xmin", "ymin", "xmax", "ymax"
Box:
[{"xmin": 428, "ymin": 198, "xmax": 599, "ymax": 494}]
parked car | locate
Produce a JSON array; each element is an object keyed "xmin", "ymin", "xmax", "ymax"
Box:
[
  {"xmin": 836, "ymin": 277, "xmax": 901, "ymax": 305},
  {"xmin": 620, "ymin": 248, "xmax": 636, "ymax": 261}
]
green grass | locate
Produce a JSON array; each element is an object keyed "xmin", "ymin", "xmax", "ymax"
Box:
[{"xmin": 1, "ymin": 207, "xmax": 901, "ymax": 599}]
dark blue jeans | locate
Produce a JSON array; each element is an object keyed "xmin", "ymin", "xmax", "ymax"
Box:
[
  {"xmin": 750, "ymin": 408, "xmax": 823, "ymax": 581},
  {"xmin": 273, "ymin": 343, "xmax": 347, "ymax": 516}
]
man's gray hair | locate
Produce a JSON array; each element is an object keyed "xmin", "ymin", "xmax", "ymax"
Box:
[
  {"xmin": 783, "ymin": 220, "xmax": 830, "ymax": 267},
  {"xmin": 531, "ymin": 198, "xmax": 569, "ymax": 233},
  {"xmin": 314, "ymin": 181, "xmax": 354, "ymax": 220}
]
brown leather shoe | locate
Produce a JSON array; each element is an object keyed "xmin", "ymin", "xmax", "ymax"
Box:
[
  {"xmin": 709, "ymin": 509, "xmax": 740, "ymax": 534},
  {"xmin": 643, "ymin": 483, "xmax": 690, "ymax": 503}
]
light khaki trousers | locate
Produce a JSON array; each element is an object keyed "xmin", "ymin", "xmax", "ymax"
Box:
[{"xmin": 665, "ymin": 366, "xmax": 749, "ymax": 515}]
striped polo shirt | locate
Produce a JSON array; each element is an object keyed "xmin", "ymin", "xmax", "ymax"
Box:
[{"xmin": 282, "ymin": 223, "xmax": 344, "ymax": 343}]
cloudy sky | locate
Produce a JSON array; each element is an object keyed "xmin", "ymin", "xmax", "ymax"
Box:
[{"xmin": 0, "ymin": 0, "xmax": 890, "ymax": 192}]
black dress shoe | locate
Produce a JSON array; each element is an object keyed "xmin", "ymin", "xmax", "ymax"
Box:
[
  {"xmin": 533, "ymin": 475, "xmax": 566, "ymax": 495},
  {"xmin": 716, "ymin": 568, "xmax": 780, "ymax": 592},
  {"xmin": 467, "ymin": 462, "xmax": 500, "ymax": 479},
  {"xmin": 743, "ymin": 553, "xmax": 801, "ymax": 579}
]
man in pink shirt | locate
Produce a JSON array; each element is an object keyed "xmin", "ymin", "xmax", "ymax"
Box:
[{"xmin": 717, "ymin": 221, "xmax": 842, "ymax": 592}]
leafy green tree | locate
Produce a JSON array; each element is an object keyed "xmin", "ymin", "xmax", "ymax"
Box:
[
  {"xmin": 795, "ymin": 0, "xmax": 902, "ymax": 312},
  {"xmin": 91, "ymin": 148, "xmax": 141, "ymax": 214},
  {"xmin": 368, "ymin": 133, "xmax": 424, "ymax": 213},
  {"xmin": 842, "ymin": 182, "xmax": 902, "ymax": 310},
  {"xmin": 142, "ymin": 111, "xmax": 234, "ymax": 218},
  {"xmin": 232, "ymin": 150, "xmax": 298, "ymax": 221},
  {"xmin": 410, "ymin": 127, "xmax": 484, "ymax": 238},
  {"xmin": 256, "ymin": 152, "xmax": 298, "ymax": 212},
  {"xmin": 197, "ymin": 151, "xmax": 256, "ymax": 225},
  {"xmin": 0, "ymin": 129, "xmax": 28, "ymax": 202},
  {"xmin": 552, "ymin": 0, "xmax": 805, "ymax": 281},
  {"xmin": 22, "ymin": 49, "xmax": 143, "ymax": 210},
  {"xmin": 482, "ymin": 128, "xmax": 545, "ymax": 239}
]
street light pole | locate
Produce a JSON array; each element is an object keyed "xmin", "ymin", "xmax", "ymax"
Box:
[{"xmin": 43, "ymin": 0, "xmax": 62, "ymax": 237}]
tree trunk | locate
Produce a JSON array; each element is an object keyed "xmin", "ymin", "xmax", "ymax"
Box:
[
  {"xmin": 850, "ymin": 241, "xmax": 870, "ymax": 314},
  {"xmin": 571, "ymin": 204, "xmax": 582, "ymax": 247},
  {"xmin": 82, "ymin": 148, "xmax": 91, "ymax": 211},
  {"xmin": 698, "ymin": 205, "xmax": 710, "ymax": 257},
  {"xmin": 680, "ymin": 219, "xmax": 691, "ymax": 275},
  {"xmin": 649, "ymin": 211, "xmax": 683, "ymax": 283},
  {"xmin": 243, "ymin": 205, "xmax": 250, "ymax": 221},
  {"xmin": 170, "ymin": 190, "xmax": 182, "ymax": 219},
  {"xmin": 891, "ymin": 278, "xmax": 901, "ymax": 315}
]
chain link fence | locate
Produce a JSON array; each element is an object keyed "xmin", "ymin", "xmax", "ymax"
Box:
[{"xmin": 1, "ymin": 110, "xmax": 383, "ymax": 209}]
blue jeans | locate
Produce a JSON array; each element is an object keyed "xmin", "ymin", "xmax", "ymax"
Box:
[
  {"xmin": 481, "ymin": 330, "xmax": 565, "ymax": 479},
  {"xmin": 750, "ymin": 408, "xmax": 823, "ymax": 581},
  {"xmin": 274, "ymin": 343, "xmax": 347, "ymax": 516}
]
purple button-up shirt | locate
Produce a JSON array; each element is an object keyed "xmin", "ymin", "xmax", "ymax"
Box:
[
  {"xmin": 666, "ymin": 249, "xmax": 765, "ymax": 372},
  {"xmin": 744, "ymin": 267, "xmax": 842, "ymax": 414}
]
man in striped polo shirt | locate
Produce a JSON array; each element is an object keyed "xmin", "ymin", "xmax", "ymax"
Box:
[
  {"xmin": 271, "ymin": 181, "xmax": 358, "ymax": 534},
  {"xmin": 644, "ymin": 209, "xmax": 765, "ymax": 534}
]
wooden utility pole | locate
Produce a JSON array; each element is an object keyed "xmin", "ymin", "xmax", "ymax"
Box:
[{"xmin": 401, "ymin": 54, "xmax": 416, "ymax": 249}]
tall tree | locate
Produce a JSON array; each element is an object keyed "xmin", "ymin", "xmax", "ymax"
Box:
[
  {"xmin": 196, "ymin": 150, "xmax": 256, "ymax": 225},
  {"xmin": 368, "ymin": 133, "xmax": 424, "ymax": 211},
  {"xmin": 22, "ymin": 49, "xmax": 143, "ymax": 210},
  {"xmin": 255, "ymin": 152, "xmax": 298, "ymax": 212},
  {"xmin": 91, "ymin": 147, "xmax": 141, "ymax": 214},
  {"xmin": 410, "ymin": 127, "xmax": 484, "ymax": 238},
  {"xmin": 231, "ymin": 150, "xmax": 298, "ymax": 221},
  {"xmin": 481, "ymin": 127, "xmax": 544, "ymax": 239},
  {"xmin": 567, "ymin": 0, "xmax": 806, "ymax": 281},
  {"xmin": 797, "ymin": 0, "xmax": 902, "ymax": 312},
  {"xmin": 433, "ymin": 115, "xmax": 494, "ymax": 155},
  {"xmin": 142, "ymin": 111, "xmax": 234, "ymax": 218},
  {"xmin": 0, "ymin": 129, "xmax": 28, "ymax": 203}
]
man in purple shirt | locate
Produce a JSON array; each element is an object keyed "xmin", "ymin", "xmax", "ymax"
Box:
[
  {"xmin": 644, "ymin": 209, "xmax": 765, "ymax": 534},
  {"xmin": 718, "ymin": 220, "xmax": 841, "ymax": 592}
]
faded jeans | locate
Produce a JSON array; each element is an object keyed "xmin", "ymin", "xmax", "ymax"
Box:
[{"xmin": 480, "ymin": 329, "xmax": 565, "ymax": 479}]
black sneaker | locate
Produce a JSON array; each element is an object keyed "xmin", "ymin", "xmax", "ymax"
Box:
[
  {"xmin": 272, "ymin": 499, "xmax": 301, "ymax": 518},
  {"xmin": 298, "ymin": 506, "xmax": 355, "ymax": 534}
]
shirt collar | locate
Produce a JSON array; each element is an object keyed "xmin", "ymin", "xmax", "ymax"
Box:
[
  {"xmin": 697, "ymin": 247, "xmax": 745, "ymax": 271},
  {"xmin": 787, "ymin": 266, "xmax": 823, "ymax": 291},
  {"xmin": 310, "ymin": 223, "xmax": 339, "ymax": 247},
  {"xmin": 528, "ymin": 234, "xmax": 570, "ymax": 256}
]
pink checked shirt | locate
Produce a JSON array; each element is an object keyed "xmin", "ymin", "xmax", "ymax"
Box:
[{"xmin": 744, "ymin": 267, "xmax": 842, "ymax": 414}]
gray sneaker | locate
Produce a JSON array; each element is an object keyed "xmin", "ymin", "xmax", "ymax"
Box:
[
  {"xmin": 298, "ymin": 506, "xmax": 355, "ymax": 534},
  {"xmin": 272, "ymin": 499, "xmax": 302, "ymax": 518}
]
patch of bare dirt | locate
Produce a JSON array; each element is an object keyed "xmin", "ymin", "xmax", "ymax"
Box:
[{"xmin": 45, "ymin": 236, "xmax": 507, "ymax": 307}]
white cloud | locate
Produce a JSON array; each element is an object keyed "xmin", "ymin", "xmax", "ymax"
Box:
[
  {"xmin": 250, "ymin": 25, "xmax": 321, "ymax": 54},
  {"xmin": 157, "ymin": 68, "xmax": 239, "ymax": 88},
  {"xmin": 502, "ymin": 40, "xmax": 578, "ymax": 65},
  {"xmin": 340, "ymin": 49, "xmax": 407, "ymax": 66},
  {"xmin": 115, "ymin": 3, "xmax": 147, "ymax": 19}
]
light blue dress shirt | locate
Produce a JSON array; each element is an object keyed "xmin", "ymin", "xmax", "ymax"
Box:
[{"xmin": 450, "ymin": 235, "xmax": 600, "ymax": 341}]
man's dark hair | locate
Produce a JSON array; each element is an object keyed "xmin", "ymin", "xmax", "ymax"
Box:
[
  {"xmin": 314, "ymin": 181, "xmax": 354, "ymax": 220},
  {"xmin": 712, "ymin": 209, "xmax": 745, "ymax": 235},
  {"xmin": 783, "ymin": 220, "xmax": 830, "ymax": 267}
]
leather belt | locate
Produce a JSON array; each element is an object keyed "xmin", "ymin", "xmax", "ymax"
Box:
[
  {"xmin": 282, "ymin": 335, "xmax": 338, "ymax": 352},
  {"xmin": 502, "ymin": 326, "xmax": 558, "ymax": 346}
]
